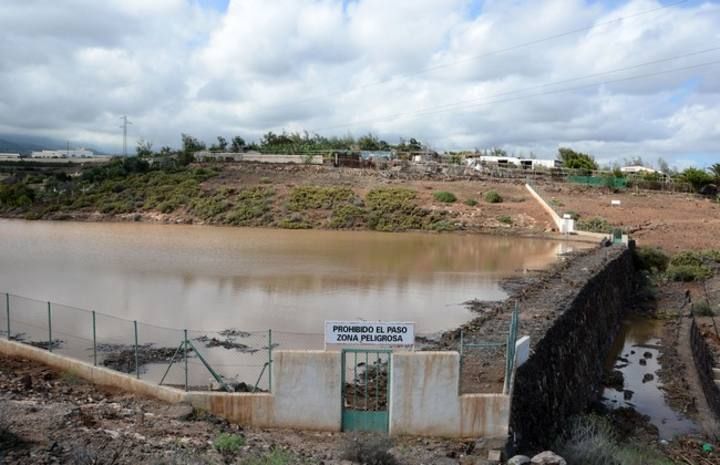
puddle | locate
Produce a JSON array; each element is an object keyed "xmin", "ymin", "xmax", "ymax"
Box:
[{"xmin": 602, "ymin": 318, "xmax": 699, "ymax": 440}]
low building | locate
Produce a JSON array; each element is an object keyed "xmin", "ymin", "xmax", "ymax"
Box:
[
  {"xmin": 0, "ymin": 153, "xmax": 21, "ymax": 159},
  {"xmin": 467, "ymin": 156, "xmax": 560, "ymax": 170},
  {"xmin": 620, "ymin": 165, "xmax": 659, "ymax": 174},
  {"xmin": 31, "ymin": 148, "xmax": 95, "ymax": 158}
]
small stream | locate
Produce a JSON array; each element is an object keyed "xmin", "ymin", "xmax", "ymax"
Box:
[{"xmin": 603, "ymin": 318, "xmax": 699, "ymax": 440}]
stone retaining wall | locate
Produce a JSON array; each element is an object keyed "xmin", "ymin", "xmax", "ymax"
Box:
[
  {"xmin": 509, "ymin": 246, "xmax": 637, "ymax": 448},
  {"xmin": 689, "ymin": 318, "xmax": 720, "ymax": 420}
]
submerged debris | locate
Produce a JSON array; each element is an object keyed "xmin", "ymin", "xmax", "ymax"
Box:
[
  {"xmin": 98, "ymin": 343, "xmax": 190, "ymax": 373},
  {"xmin": 194, "ymin": 335, "xmax": 258, "ymax": 353}
]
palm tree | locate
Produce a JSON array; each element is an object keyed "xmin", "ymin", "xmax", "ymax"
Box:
[{"xmin": 710, "ymin": 163, "xmax": 720, "ymax": 181}]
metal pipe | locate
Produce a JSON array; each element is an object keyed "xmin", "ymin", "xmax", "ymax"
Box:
[
  {"xmin": 184, "ymin": 329, "xmax": 188, "ymax": 391},
  {"xmin": 268, "ymin": 329, "xmax": 272, "ymax": 392},
  {"xmin": 47, "ymin": 302, "xmax": 52, "ymax": 352},
  {"xmin": 5, "ymin": 293, "xmax": 9, "ymax": 340},
  {"xmin": 134, "ymin": 320, "xmax": 139, "ymax": 379},
  {"xmin": 92, "ymin": 311, "xmax": 97, "ymax": 366},
  {"xmin": 365, "ymin": 352, "xmax": 369, "ymax": 410},
  {"xmin": 459, "ymin": 329, "xmax": 464, "ymax": 395}
]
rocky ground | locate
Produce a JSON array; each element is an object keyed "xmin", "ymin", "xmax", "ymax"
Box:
[{"xmin": 0, "ymin": 355, "xmax": 499, "ymax": 465}]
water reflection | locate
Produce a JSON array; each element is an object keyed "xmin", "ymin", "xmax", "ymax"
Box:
[{"xmin": 603, "ymin": 318, "xmax": 699, "ymax": 439}]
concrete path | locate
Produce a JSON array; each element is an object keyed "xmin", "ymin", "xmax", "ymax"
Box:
[{"xmin": 679, "ymin": 317, "xmax": 720, "ymax": 440}]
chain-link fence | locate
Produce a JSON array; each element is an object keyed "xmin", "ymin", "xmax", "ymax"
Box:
[
  {"xmin": 458, "ymin": 304, "xmax": 519, "ymax": 394},
  {"xmin": 0, "ymin": 291, "xmax": 516, "ymax": 395},
  {"xmin": 0, "ymin": 292, "xmax": 288, "ymax": 393}
]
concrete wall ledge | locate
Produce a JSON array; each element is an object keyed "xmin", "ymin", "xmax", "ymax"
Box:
[{"xmin": 0, "ymin": 338, "xmax": 186, "ymax": 404}]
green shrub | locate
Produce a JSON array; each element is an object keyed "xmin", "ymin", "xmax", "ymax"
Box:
[
  {"xmin": 157, "ymin": 200, "xmax": 177, "ymax": 214},
  {"xmin": 576, "ymin": 216, "xmax": 612, "ymax": 233},
  {"xmin": 223, "ymin": 187, "xmax": 274, "ymax": 225},
  {"xmin": 693, "ymin": 301, "xmax": 716, "ymax": 316},
  {"xmin": 287, "ymin": 186, "xmax": 355, "ymax": 211},
  {"xmin": 214, "ymin": 433, "xmax": 245, "ymax": 455},
  {"xmin": 365, "ymin": 188, "xmax": 416, "ymax": 211},
  {"xmin": 329, "ymin": 204, "xmax": 366, "ymax": 229},
  {"xmin": 550, "ymin": 198, "xmax": 564, "ymax": 207},
  {"xmin": 277, "ymin": 213, "xmax": 311, "ymax": 229},
  {"xmin": 497, "ymin": 215, "xmax": 513, "ymax": 225},
  {"xmin": 484, "ymin": 190, "xmax": 503, "ymax": 203},
  {"xmin": 0, "ymin": 182, "xmax": 36, "ymax": 209},
  {"xmin": 242, "ymin": 449, "xmax": 294, "ymax": 465},
  {"xmin": 428, "ymin": 219, "xmax": 456, "ymax": 231},
  {"xmin": 635, "ymin": 247, "xmax": 670, "ymax": 273},
  {"xmin": 670, "ymin": 251, "xmax": 705, "ymax": 267},
  {"xmin": 463, "ymin": 198, "xmax": 478, "ymax": 207},
  {"xmin": 555, "ymin": 415, "xmax": 672, "ymax": 465},
  {"xmin": 433, "ymin": 191, "xmax": 456, "ymax": 203},
  {"xmin": 666, "ymin": 264, "xmax": 712, "ymax": 282}
]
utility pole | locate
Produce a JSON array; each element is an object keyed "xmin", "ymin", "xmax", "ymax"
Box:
[{"xmin": 120, "ymin": 115, "xmax": 132, "ymax": 156}]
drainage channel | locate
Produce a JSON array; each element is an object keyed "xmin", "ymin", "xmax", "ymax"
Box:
[{"xmin": 603, "ymin": 317, "xmax": 699, "ymax": 440}]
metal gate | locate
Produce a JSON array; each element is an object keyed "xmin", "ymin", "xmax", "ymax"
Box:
[{"xmin": 341, "ymin": 349, "xmax": 391, "ymax": 432}]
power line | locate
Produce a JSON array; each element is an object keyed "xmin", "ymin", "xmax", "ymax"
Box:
[
  {"xmin": 310, "ymin": 51, "xmax": 720, "ymax": 132},
  {"xmin": 271, "ymin": 0, "xmax": 688, "ymax": 108}
]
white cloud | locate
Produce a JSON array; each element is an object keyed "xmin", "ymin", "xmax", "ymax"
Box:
[{"xmin": 0, "ymin": 0, "xmax": 718, "ymax": 165}]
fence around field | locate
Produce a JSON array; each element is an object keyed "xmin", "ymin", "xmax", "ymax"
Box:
[
  {"xmin": 0, "ymin": 293, "xmax": 292, "ymax": 392},
  {"xmin": 0, "ymin": 292, "xmax": 521, "ymax": 395}
]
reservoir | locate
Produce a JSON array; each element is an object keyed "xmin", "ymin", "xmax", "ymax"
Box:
[{"xmin": 0, "ymin": 219, "xmax": 584, "ymax": 387}]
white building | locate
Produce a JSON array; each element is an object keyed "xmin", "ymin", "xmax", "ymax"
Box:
[
  {"xmin": 31, "ymin": 148, "xmax": 95, "ymax": 158},
  {"xmin": 467, "ymin": 155, "xmax": 560, "ymax": 170},
  {"xmin": 0, "ymin": 153, "xmax": 21, "ymax": 159},
  {"xmin": 620, "ymin": 165, "xmax": 659, "ymax": 174}
]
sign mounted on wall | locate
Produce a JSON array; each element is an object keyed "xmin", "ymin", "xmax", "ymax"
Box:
[{"xmin": 324, "ymin": 320, "xmax": 415, "ymax": 346}]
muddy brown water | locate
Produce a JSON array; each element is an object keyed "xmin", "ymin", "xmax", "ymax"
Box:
[
  {"xmin": 603, "ymin": 318, "xmax": 699, "ymax": 440},
  {"xmin": 0, "ymin": 219, "xmax": 586, "ymax": 388}
]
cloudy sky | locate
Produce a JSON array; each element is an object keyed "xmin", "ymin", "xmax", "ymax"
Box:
[{"xmin": 0, "ymin": 0, "xmax": 718, "ymax": 168}]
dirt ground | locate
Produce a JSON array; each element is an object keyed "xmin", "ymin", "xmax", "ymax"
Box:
[
  {"xmin": 201, "ymin": 164, "xmax": 556, "ymax": 234},
  {"xmin": 537, "ymin": 183, "xmax": 720, "ymax": 251},
  {"xmin": 0, "ymin": 355, "xmax": 491, "ymax": 465},
  {"xmin": 206, "ymin": 165, "xmax": 720, "ymax": 251}
]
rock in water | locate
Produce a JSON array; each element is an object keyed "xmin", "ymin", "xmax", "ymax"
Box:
[
  {"xmin": 530, "ymin": 451, "xmax": 567, "ymax": 465},
  {"xmin": 507, "ymin": 455, "xmax": 531, "ymax": 465}
]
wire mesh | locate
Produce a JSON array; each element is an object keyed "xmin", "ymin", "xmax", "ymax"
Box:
[
  {"xmin": 186, "ymin": 328, "xmax": 269, "ymax": 391},
  {"xmin": 93, "ymin": 311, "xmax": 137, "ymax": 374},
  {"xmin": 459, "ymin": 333, "xmax": 509, "ymax": 394},
  {"xmin": 7, "ymin": 294, "xmax": 53, "ymax": 350},
  {"xmin": 48, "ymin": 302, "xmax": 95, "ymax": 364},
  {"xmin": 0, "ymin": 293, "xmax": 8, "ymax": 339}
]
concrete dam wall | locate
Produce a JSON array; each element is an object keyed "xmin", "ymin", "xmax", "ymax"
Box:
[{"xmin": 509, "ymin": 245, "xmax": 638, "ymax": 448}]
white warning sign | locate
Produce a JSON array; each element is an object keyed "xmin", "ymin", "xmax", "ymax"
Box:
[{"xmin": 324, "ymin": 320, "xmax": 415, "ymax": 346}]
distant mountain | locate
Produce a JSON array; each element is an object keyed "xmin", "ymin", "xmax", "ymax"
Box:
[{"xmin": 0, "ymin": 134, "xmax": 105, "ymax": 155}]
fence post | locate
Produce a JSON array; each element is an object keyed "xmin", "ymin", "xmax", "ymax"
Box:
[
  {"xmin": 183, "ymin": 329, "xmax": 188, "ymax": 392},
  {"xmin": 47, "ymin": 302, "xmax": 53, "ymax": 352},
  {"xmin": 92, "ymin": 311, "xmax": 97, "ymax": 366},
  {"xmin": 268, "ymin": 329, "xmax": 272, "ymax": 392},
  {"xmin": 5, "ymin": 293, "xmax": 9, "ymax": 340},
  {"xmin": 134, "ymin": 320, "xmax": 139, "ymax": 379},
  {"xmin": 458, "ymin": 329, "xmax": 464, "ymax": 395}
]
